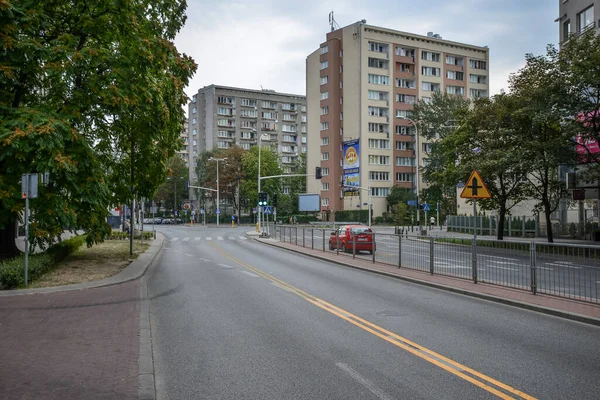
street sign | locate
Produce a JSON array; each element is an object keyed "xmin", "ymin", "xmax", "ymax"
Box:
[
  {"xmin": 183, "ymin": 202, "xmax": 191, "ymax": 210},
  {"xmin": 150, "ymin": 206, "xmax": 157, "ymax": 214},
  {"xmin": 252, "ymin": 207, "xmax": 257, "ymax": 214},
  {"xmin": 460, "ymin": 170, "xmax": 491, "ymax": 199},
  {"xmin": 422, "ymin": 203, "xmax": 431, "ymax": 211},
  {"xmin": 407, "ymin": 200, "xmax": 417, "ymax": 206},
  {"xmin": 263, "ymin": 206, "xmax": 272, "ymax": 215},
  {"xmin": 231, "ymin": 215, "xmax": 235, "ymax": 221},
  {"xmin": 216, "ymin": 209, "xmax": 220, "ymax": 214},
  {"xmin": 200, "ymin": 208, "xmax": 204, "ymax": 214}
]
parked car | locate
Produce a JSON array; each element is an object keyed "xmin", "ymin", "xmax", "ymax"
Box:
[{"xmin": 329, "ymin": 225, "xmax": 375, "ymax": 254}]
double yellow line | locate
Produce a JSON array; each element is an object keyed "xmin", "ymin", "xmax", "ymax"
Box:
[{"xmin": 209, "ymin": 242, "xmax": 536, "ymax": 400}]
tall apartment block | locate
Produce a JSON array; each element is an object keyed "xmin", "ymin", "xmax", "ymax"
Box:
[
  {"xmin": 187, "ymin": 85, "xmax": 307, "ymax": 187},
  {"xmin": 306, "ymin": 21, "xmax": 489, "ymax": 220},
  {"xmin": 557, "ymin": 0, "xmax": 599, "ymax": 43},
  {"xmin": 176, "ymin": 119, "xmax": 190, "ymax": 168}
]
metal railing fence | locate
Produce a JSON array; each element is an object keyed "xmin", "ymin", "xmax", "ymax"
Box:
[{"xmin": 273, "ymin": 226, "xmax": 600, "ymax": 304}]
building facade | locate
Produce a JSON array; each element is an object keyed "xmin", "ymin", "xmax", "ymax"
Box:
[
  {"xmin": 306, "ymin": 22, "xmax": 489, "ymax": 220},
  {"xmin": 557, "ymin": 0, "xmax": 599, "ymax": 43},
  {"xmin": 176, "ymin": 119, "xmax": 190, "ymax": 168}
]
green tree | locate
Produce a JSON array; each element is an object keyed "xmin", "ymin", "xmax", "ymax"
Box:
[
  {"xmin": 0, "ymin": 0, "xmax": 196, "ymax": 257},
  {"xmin": 240, "ymin": 145, "xmax": 282, "ymax": 209},
  {"xmin": 154, "ymin": 156, "xmax": 189, "ymax": 215}
]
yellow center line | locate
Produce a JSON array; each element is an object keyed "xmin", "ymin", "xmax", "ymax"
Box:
[{"xmin": 208, "ymin": 242, "xmax": 537, "ymax": 400}]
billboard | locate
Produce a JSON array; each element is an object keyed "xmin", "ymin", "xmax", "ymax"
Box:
[
  {"xmin": 298, "ymin": 193, "xmax": 321, "ymax": 212},
  {"xmin": 343, "ymin": 139, "xmax": 360, "ymax": 196},
  {"xmin": 575, "ymin": 134, "xmax": 600, "ymax": 164}
]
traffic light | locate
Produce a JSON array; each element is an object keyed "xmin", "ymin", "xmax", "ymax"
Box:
[
  {"xmin": 258, "ymin": 192, "xmax": 267, "ymax": 206},
  {"xmin": 273, "ymin": 193, "xmax": 278, "ymax": 208},
  {"xmin": 315, "ymin": 167, "xmax": 322, "ymax": 179}
]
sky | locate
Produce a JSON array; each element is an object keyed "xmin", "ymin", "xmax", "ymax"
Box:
[{"xmin": 174, "ymin": 0, "xmax": 559, "ymax": 101}]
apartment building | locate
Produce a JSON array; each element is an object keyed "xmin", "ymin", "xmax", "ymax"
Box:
[
  {"xmin": 306, "ymin": 21, "xmax": 489, "ymax": 220},
  {"xmin": 176, "ymin": 119, "xmax": 190, "ymax": 168},
  {"xmin": 557, "ymin": 0, "xmax": 599, "ymax": 43}
]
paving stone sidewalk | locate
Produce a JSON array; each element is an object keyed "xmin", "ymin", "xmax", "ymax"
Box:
[{"xmin": 0, "ymin": 281, "xmax": 140, "ymax": 400}]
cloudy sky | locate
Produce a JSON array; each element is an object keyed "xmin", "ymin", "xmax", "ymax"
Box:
[{"xmin": 175, "ymin": 0, "xmax": 558, "ymax": 100}]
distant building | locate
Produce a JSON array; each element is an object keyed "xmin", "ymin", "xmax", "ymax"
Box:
[
  {"xmin": 306, "ymin": 21, "xmax": 489, "ymax": 220},
  {"xmin": 176, "ymin": 119, "xmax": 190, "ymax": 168}
]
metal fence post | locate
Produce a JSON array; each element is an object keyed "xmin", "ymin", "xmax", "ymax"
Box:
[
  {"xmin": 295, "ymin": 227, "xmax": 298, "ymax": 246},
  {"xmin": 429, "ymin": 237, "xmax": 434, "ymax": 275},
  {"xmin": 322, "ymin": 229, "xmax": 325, "ymax": 252},
  {"xmin": 352, "ymin": 232, "xmax": 356, "ymax": 259},
  {"xmin": 372, "ymin": 232, "xmax": 376, "ymax": 263},
  {"xmin": 530, "ymin": 242, "xmax": 537, "ymax": 295},
  {"xmin": 336, "ymin": 229, "xmax": 340, "ymax": 255},
  {"xmin": 398, "ymin": 234, "xmax": 402, "ymax": 268},
  {"xmin": 303, "ymin": 227, "xmax": 305, "ymax": 247},
  {"xmin": 311, "ymin": 229, "xmax": 314, "ymax": 250},
  {"xmin": 471, "ymin": 238, "xmax": 478, "ymax": 283}
]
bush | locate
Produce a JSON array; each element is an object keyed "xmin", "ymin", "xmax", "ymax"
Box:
[
  {"xmin": 0, "ymin": 235, "xmax": 86, "ymax": 290},
  {"xmin": 106, "ymin": 231, "xmax": 154, "ymax": 240}
]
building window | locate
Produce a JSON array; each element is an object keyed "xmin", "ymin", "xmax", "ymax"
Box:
[
  {"xmin": 262, "ymin": 101, "xmax": 277, "ymax": 109},
  {"xmin": 368, "ymin": 90, "xmax": 388, "ymax": 101},
  {"xmin": 240, "ymin": 98, "xmax": 257, "ymax": 107},
  {"xmin": 301, "ymin": 115, "xmax": 307, "ymax": 122},
  {"xmin": 445, "ymin": 55, "xmax": 464, "ymax": 66},
  {"xmin": 369, "ymin": 171, "xmax": 390, "ymax": 181},
  {"xmin": 368, "ymin": 155, "xmax": 390, "ymax": 165},
  {"xmin": 321, "ymin": 44, "xmax": 329, "ymax": 54},
  {"xmin": 192, "ymin": 94, "xmax": 197, "ymax": 103},
  {"xmin": 368, "ymin": 58, "xmax": 388, "ymax": 69},
  {"xmin": 217, "ymin": 96, "xmax": 233, "ymax": 104},
  {"xmin": 577, "ymin": 6, "xmax": 594, "ymax": 33},
  {"xmin": 301, "ymin": 105, "xmax": 306, "ymax": 112},
  {"xmin": 396, "ymin": 125, "xmax": 413, "ymax": 135},
  {"xmin": 322, "ymin": 182, "xmax": 329, "ymax": 191},
  {"xmin": 469, "ymin": 88, "xmax": 488, "ymax": 98},
  {"xmin": 192, "ymin": 118, "xmax": 197, "ymax": 124},
  {"xmin": 283, "ymin": 186, "xmax": 290, "ymax": 195},
  {"xmin": 422, "ymin": 143, "xmax": 433, "ymax": 153},
  {"xmin": 261, "ymin": 111, "xmax": 278, "ymax": 120},
  {"xmin": 368, "ymin": 123, "xmax": 386, "ymax": 133},
  {"xmin": 217, "ymin": 107, "xmax": 233, "ymax": 116},
  {"xmin": 321, "ymin": 76, "xmax": 328, "ymax": 85},
  {"xmin": 395, "ymin": 141, "xmax": 412, "ymax": 150},
  {"xmin": 368, "ymin": 139, "xmax": 390, "ymax": 149},
  {"xmin": 320, "ymin": 61, "xmax": 328, "ymax": 70},
  {"xmin": 192, "ymin": 107, "xmax": 197, "ymax": 114},
  {"xmin": 321, "ymin": 198, "xmax": 329, "ymax": 206},
  {"xmin": 396, "ymin": 79, "xmax": 416, "ymax": 89},
  {"xmin": 321, "ymin": 91, "xmax": 329, "ymax": 100},
  {"xmin": 320, "ymin": 122, "xmax": 329, "ymax": 131},
  {"xmin": 469, "ymin": 74, "xmax": 487, "ymax": 84},
  {"xmin": 421, "ymin": 51, "xmax": 440, "ymax": 62},
  {"xmin": 322, "ymin": 167, "xmax": 329, "ymax": 176},
  {"xmin": 217, "ymin": 141, "xmax": 230, "ymax": 149},
  {"xmin": 368, "ymin": 41, "xmax": 388, "ymax": 53},
  {"xmin": 192, "ymin": 128, "xmax": 197, "ymax": 136},
  {"xmin": 446, "ymin": 71, "xmax": 464, "ymax": 80},
  {"xmin": 446, "ymin": 86, "xmax": 465, "ymax": 96},
  {"xmin": 322, "ymin": 152, "xmax": 329, "ymax": 160},
  {"xmin": 395, "ymin": 47, "xmax": 415, "ymax": 57},
  {"xmin": 193, "ymin": 139, "xmax": 197, "ymax": 145},
  {"xmin": 396, "ymin": 94, "xmax": 416, "ymax": 104},
  {"xmin": 368, "ymin": 106, "xmax": 388, "ymax": 117},
  {"xmin": 240, "ymin": 109, "xmax": 257, "ymax": 118},
  {"xmin": 421, "ymin": 66, "xmax": 441, "ymax": 76},
  {"xmin": 563, "ymin": 20, "xmax": 571, "ymax": 41},
  {"xmin": 421, "ymin": 82, "xmax": 440, "ymax": 92},
  {"xmin": 395, "ymin": 109, "xmax": 412, "ymax": 118},
  {"xmin": 368, "ymin": 74, "xmax": 390, "ymax": 85},
  {"xmin": 370, "ymin": 187, "xmax": 390, "ymax": 197},
  {"xmin": 469, "ymin": 59, "xmax": 487, "ymax": 70},
  {"xmin": 421, "ymin": 97, "xmax": 432, "ymax": 104},
  {"xmin": 321, "ymin": 137, "xmax": 329, "ymax": 145},
  {"xmin": 396, "ymin": 156, "xmax": 413, "ymax": 166},
  {"xmin": 396, "ymin": 173, "xmax": 413, "ymax": 182},
  {"xmin": 302, "ymin": 145, "xmax": 307, "ymax": 153},
  {"xmin": 321, "ymin": 106, "xmax": 329, "ymax": 115}
]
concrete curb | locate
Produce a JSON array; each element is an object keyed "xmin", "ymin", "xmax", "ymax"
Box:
[
  {"xmin": 0, "ymin": 232, "xmax": 165, "ymax": 296},
  {"xmin": 252, "ymin": 236, "xmax": 600, "ymax": 327},
  {"xmin": 139, "ymin": 278, "xmax": 156, "ymax": 400}
]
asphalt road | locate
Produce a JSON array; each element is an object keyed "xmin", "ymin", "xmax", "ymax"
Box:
[
  {"xmin": 147, "ymin": 225, "xmax": 600, "ymax": 399},
  {"xmin": 279, "ymin": 226, "xmax": 600, "ymax": 302}
]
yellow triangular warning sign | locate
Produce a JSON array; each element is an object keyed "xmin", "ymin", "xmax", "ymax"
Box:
[{"xmin": 460, "ymin": 170, "xmax": 491, "ymax": 199}]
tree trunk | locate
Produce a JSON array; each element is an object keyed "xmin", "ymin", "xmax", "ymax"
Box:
[
  {"xmin": 497, "ymin": 202, "xmax": 506, "ymax": 241},
  {"xmin": 545, "ymin": 204, "xmax": 554, "ymax": 243},
  {"xmin": 0, "ymin": 215, "xmax": 21, "ymax": 260}
]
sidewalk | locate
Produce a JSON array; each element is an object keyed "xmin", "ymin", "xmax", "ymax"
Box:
[{"xmin": 248, "ymin": 231, "xmax": 600, "ymax": 326}]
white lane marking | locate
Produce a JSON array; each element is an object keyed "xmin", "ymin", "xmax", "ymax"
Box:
[
  {"xmin": 206, "ymin": 237, "xmax": 212, "ymax": 241},
  {"xmin": 545, "ymin": 263, "xmax": 582, "ymax": 269},
  {"xmin": 171, "ymin": 237, "xmax": 179, "ymax": 241},
  {"xmin": 194, "ymin": 237, "xmax": 202, "ymax": 241},
  {"xmin": 185, "ymin": 253, "xmax": 195, "ymax": 257},
  {"xmin": 217, "ymin": 236, "xmax": 224, "ymax": 240},
  {"xmin": 537, "ymin": 267, "xmax": 553, "ymax": 271},
  {"xmin": 240, "ymin": 271, "xmax": 259, "ymax": 278},
  {"xmin": 228, "ymin": 236, "xmax": 236, "ymax": 240},
  {"xmin": 486, "ymin": 265, "xmax": 519, "ymax": 271},
  {"xmin": 270, "ymin": 282, "xmax": 293, "ymax": 292},
  {"xmin": 336, "ymin": 363, "xmax": 392, "ymax": 400},
  {"xmin": 183, "ymin": 237, "xmax": 190, "ymax": 242},
  {"xmin": 238, "ymin": 236, "xmax": 247, "ymax": 240},
  {"xmin": 217, "ymin": 263, "xmax": 235, "ymax": 269},
  {"xmin": 198, "ymin": 258, "xmax": 210, "ymax": 262}
]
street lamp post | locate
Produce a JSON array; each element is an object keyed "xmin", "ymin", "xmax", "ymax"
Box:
[
  {"xmin": 209, "ymin": 157, "xmax": 227, "ymax": 226},
  {"xmin": 400, "ymin": 116, "xmax": 421, "ymax": 233},
  {"xmin": 257, "ymin": 132, "xmax": 269, "ymax": 233}
]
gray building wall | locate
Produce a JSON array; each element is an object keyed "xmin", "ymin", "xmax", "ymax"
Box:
[{"xmin": 558, "ymin": 0, "xmax": 599, "ymax": 43}]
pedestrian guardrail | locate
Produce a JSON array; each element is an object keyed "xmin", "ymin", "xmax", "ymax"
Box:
[{"xmin": 274, "ymin": 226, "xmax": 600, "ymax": 304}]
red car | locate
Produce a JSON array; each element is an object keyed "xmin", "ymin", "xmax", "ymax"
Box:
[{"xmin": 329, "ymin": 225, "xmax": 375, "ymax": 254}]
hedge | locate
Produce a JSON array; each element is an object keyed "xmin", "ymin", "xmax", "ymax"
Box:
[
  {"xmin": 106, "ymin": 231, "xmax": 154, "ymax": 240},
  {"xmin": 0, "ymin": 235, "xmax": 86, "ymax": 290}
]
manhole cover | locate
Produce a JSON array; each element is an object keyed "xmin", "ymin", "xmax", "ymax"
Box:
[{"xmin": 376, "ymin": 310, "xmax": 405, "ymax": 317}]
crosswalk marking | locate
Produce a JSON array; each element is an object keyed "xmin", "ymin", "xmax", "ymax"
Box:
[
  {"xmin": 183, "ymin": 237, "xmax": 190, "ymax": 241},
  {"xmin": 194, "ymin": 237, "xmax": 202, "ymax": 241},
  {"xmin": 217, "ymin": 263, "xmax": 234, "ymax": 269},
  {"xmin": 206, "ymin": 237, "xmax": 212, "ymax": 241},
  {"xmin": 240, "ymin": 271, "xmax": 259, "ymax": 278},
  {"xmin": 217, "ymin": 236, "xmax": 224, "ymax": 240},
  {"xmin": 238, "ymin": 236, "xmax": 247, "ymax": 240},
  {"xmin": 171, "ymin": 237, "xmax": 179, "ymax": 241}
]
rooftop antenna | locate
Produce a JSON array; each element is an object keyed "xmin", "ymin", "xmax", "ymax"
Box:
[{"xmin": 329, "ymin": 11, "xmax": 340, "ymax": 32}]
